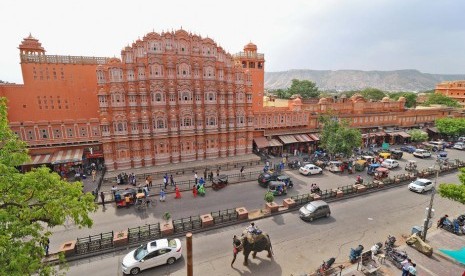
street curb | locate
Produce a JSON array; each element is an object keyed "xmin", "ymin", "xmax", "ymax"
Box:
[{"xmin": 435, "ymin": 249, "xmax": 465, "ymax": 268}]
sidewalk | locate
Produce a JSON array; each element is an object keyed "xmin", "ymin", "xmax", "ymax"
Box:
[{"xmin": 333, "ymin": 228, "xmax": 465, "ymax": 276}]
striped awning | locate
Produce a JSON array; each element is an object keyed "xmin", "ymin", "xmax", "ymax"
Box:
[
  {"xmin": 398, "ymin": 132, "xmax": 411, "ymax": 138},
  {"xmin": 23, "ymin": 154, "xmax": 53, "ymax": 165},
  {"xmin": 50, "ymin": 148, "xmax": 84, "ymax": 164},
  {"xmin": 294, "ymin": 134, "xmax": 313, "ymax": 142},
  {"xmin": 278, "ymin": 135, "xmax": 299, "ymax": 144},
  {"xmin": 309, "ymin": 134, "xmax": 319, "ymax": 141},
  {"xmin": 269, "ymin": 139, "xmax": 283, "ymax": 147},
  {"xmin": 254, "ymin": 137, "xmax": 270, "ymax": 149}
]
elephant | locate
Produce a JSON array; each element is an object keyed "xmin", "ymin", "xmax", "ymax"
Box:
[{"xmin": 240, "ymin": 231, "xmax": 273, "ymax": 266}]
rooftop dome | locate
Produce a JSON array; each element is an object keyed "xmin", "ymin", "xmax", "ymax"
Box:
[
  {"xmin": 398, "ymin": 96, "xmax": 406, "ymax": 102},
  {"xmin": 244, "ymin": 42, "xmax": 257, "ymax": 51},
  {"xmin": 381, "ymin": 97, "xmax": 390, "ymax": 103},
  {"xmin": 19, "ymin": 33, "xmax": 45, "ymax": 53},
  {"xmin": 318, "ymin": 98, "xmax": 329, "ymax": 104}
]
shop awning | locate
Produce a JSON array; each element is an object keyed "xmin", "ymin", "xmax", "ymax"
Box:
[
  {"xmin": 294, "ymin": 134, "xmax": 313, "ymax": 142},
  {"xmin": 309, "ymin": 134, "xmax": 319, "ymax": 141},
  {"xmin": 362, "ymin": 134, "xmax": 369, "ymax": 139},
  {"xmin": 50, "ymin": 148, "xmax": 84, "ymax": 165},
  {"xmin": 375, "ymin": 132, "xmax": 386, "ymax": 137},
  {"xmin": 254, "ymin": 137, "xmax": 270, "ymax": 149},
  {"xmin": 388, "ymin": 132, "xmax": 399, "ymax": 136},
  {"xmin": 269, "ymin": 139, "xmax": 283, "ymax": 147},
  {"xmin": 428, "ymin": 127, "xmax": 439, "ymax": 133},
  {"xmin": 278, "ymin": 135, "xmax": 299, "ymax": 144},
  {"xmin": 23, "ymin": 154, "xmax": 53, "ymax": 166},
  {"xmin": 398, "ymin": 131, "xmax": 411, "ymax": 138}
]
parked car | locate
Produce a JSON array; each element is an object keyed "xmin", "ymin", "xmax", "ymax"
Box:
[
  {"xmin": 299, "ymin": 200, "xmax": 331, "ymax": 222},
  {"xmin": 381, "ymin": 159, "xmax": 399, "ymax": 169},
  {"xmin": 299, "ymin": 164, "xmax": 323, "ymax": 176},
  {"xmin": 258, "ymin": 172, "xmax": 280, "ymax": 187},
  {"xmin": 453, "ymin": 142, "xmax": 465, "ymax": 150},
  {"xmin": 424, "ymin": 141, "xmax": 445, "ymax": 152},
  {"xmin": 408, "ymin": 178, "xmax": 434, "ymax": 193},
  {"xmin": 122, "ymin": 238, "xmax": 182, "ymax": 275},
  {"xmin": 400, "ymin": 145, "xmax": 416, "ymax": 153},
  {"xmin": 437, "ymin": 151, "xmax": 448, "ymax": 158},
  {"xmin": 413, "ymin": 149, "xmax": 431, "ymax": 158},
  {"xmin": 390, "ymin": 149, "xmax": 404, "ymax": 160}
]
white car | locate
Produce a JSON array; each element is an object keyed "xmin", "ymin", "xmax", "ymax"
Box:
[
  {"xmin": 408, "ymin": 178, "xmax": 434, "ymax": 193},
  {"xmin": 412, "ymin": 149, "xmax": 431, "ymax": 158},
  {"xmin": 122, "ymin": 238, "xmax": 182, "ymax": 275},
  {"xmin": 381, "ymin": 159, "xmax": 399, "ymax": 169},
  {"xmin": 453, "ymin": 142, "xmax": 465, "ymax": 150},
  {"xmin": 299, "ymin": 164, "xmax": 323, "ymax": 176}
]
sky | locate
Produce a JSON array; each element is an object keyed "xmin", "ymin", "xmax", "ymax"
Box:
[{"xmin": 1, "ymin": 0, "xmax": 465, "ymax": 84}]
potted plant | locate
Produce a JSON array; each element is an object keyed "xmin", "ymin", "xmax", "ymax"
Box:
[
  {"xmin": 163, "ymin": 212, "xmax": 171, "ymax": 226},
  {"xmin": 113, "ymin": 230, "xmax": 128, "ymax": 246},
  {"xmin": 264, "ymin": 191, "xmax": 279, "ymax": 213}
]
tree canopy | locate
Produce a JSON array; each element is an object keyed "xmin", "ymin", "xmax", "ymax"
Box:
[
  {"xmin": 389, "ymin": 92, "xmax": 418, "ymax": 108},
  {"xmin": 435, "ymin": 117, "xmax": 465, "ymax": 137},
  {"xmin": 360, "ymin": 88, "xmax": 387, "ymax": 101},
  {"xmin": 438, "ymin": 168, "xmax": 465, "ymax": 205},
  {"xmin": 272, "ymin": 79, "xmax": 320, "ymax": 99},
  {"xmin": 318, "ymin": 114, "xmax": 362, "ymax": 157},
  {"xmin": 0, "ymin": 97, "xmax": 97, "ymax": 275},
  {"xmin": 407, "ymin": 129, "xmax": 428, "ymax": 142},
  {"xmin": 423, "ymin": 93, "xmax": 461, "ymax": 108}
]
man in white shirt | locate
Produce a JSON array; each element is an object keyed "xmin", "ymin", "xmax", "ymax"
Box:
[{"xmin": 408, "ymin": 263, "xmax": 416, "ymax": 275}]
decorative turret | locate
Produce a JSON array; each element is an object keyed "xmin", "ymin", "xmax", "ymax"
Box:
[{"xmin": 18, "ymin": 33, "xmax": 45, "ymax": 55}]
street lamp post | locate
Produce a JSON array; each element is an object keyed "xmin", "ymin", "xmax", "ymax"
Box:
[{"xmin": 421, "ymin": 159, "xmax": 440, "ymax": 241}]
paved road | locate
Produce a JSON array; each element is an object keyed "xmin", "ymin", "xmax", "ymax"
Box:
[
  {"xmin": 62, "ymin": 171, "xmax": 464, "ymax": 276},
  {"xmin": 49, "ymin": 148, "xmax": 465, "ymax": 252}
]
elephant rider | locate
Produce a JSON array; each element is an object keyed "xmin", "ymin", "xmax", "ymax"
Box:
[
  {"xmin": 231, "ymin": 235, "xmax": 243, "ymax": 267},
  {"xmin": 246, "ymin": 222, "xmax": 262, "ymax": 235}
]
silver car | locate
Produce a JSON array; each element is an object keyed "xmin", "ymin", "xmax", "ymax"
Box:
[{"xmin": 299, "ymin": 200, "xmax": 331, "ymax": 221}]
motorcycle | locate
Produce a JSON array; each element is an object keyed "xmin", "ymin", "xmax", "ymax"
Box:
[
  {"xmin": 384, "ymin": 235, "xmax": 396, "ymax": 249},
  {"xmin": 385, "ymin": 246, "xmax": 408, "ymax": 269},
  {"xmin": 371, "ymin": 242, "xmax": 383, "ymax": 256},
  {"xmin": 355, "ymin": 178, "xmax": 364, "ymax": 184},
  {"xmin": 316, "ymin": 257, "xmax": 335, "ymax": 275},
  {"xmin": 349, "ymin": 245, "xmax": 364, "ymax": 263},
  {"xmin": 288, "ymin": 160, "xmax": 301, "ymax": 170},
  {"xmin": 310, "ymin": 184, "xmax": 322, "ymax": 194},
  {"xmin": 439, "ymin": 218, "xmax": 462, "ymax": 235}
]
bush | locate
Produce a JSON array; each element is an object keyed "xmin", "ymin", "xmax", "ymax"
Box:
[
  {"xmin": 163, "ymin": 212, "xmax": 171, "ymax": 222},
  {"xmin": 264, "ymin": 191, "xmax": 275, "ymax": 203}
]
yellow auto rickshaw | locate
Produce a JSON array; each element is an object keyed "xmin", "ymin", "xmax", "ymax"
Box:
[
  {"xmin": 379, "ymin": 151, "xmax": 391, "ymax": 159},
  {"xmin": 355, "ymin": 160, "xmax": 366, "ymax": 172}
]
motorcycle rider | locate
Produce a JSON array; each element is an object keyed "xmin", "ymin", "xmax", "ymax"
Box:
[
  {"xmin": 310, "ymin": 183, "xmax": 321, "ymax": 193},
  {"xmin": 356, "ymin": 175, "xmax": 362, "ymax": 184}
]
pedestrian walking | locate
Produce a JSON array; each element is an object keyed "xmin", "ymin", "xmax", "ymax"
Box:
[
  {"xmin": 100, "ymin": 192, "xmax": 105, "ymax": 207},
  {"xmin": 408, "ymin": 263, "xmax": 417, "ymax": 276},
  {"xmin": 175, "ymin": 185, "xmax": 181, "ymax": 199},
  {"xmin": 194, "ymin": 172, "xmax": 198, "ymax": 185},
  {"xmin": 240, "ymin": 166, "xmax": 245, "ymax": 177},
  {"xmin": 163, "ymin": 175, "xmax": 168, "ymax": 189},
  {"xmin": 148, "ymin": 175, "xmax": 153, "ymax": 187},
  {"xmin": 92, "ymin": 169, "xmax": 96, "ymax": 182},
  {"xmin": 170, "ymin": 174, "xmax": 175, "ymax": 186},
  {"xmin": 111, "ymin": 185, "xmax": 117, "ymax": 197},
  {"xmin": 204, "ymin": 169, "xmax": 208, "ymax": 180},
  {"xmin": 231, "ymin": 235, "xmax": 242, "ymax": 267},
  {"xmin": 160, "ymin": 189, "xmax": 166, "ymax": 202},
  {"xmin": 401, "ymin": 258, "xmax": 412, "ymax": 276},
  {"xmin": 216, "ymin": 168, "xmax": 220, "ymax": 177},
  {"xmin": 193, "ymin": 185, "xmax": 197, "ymax": 197},
  {"xmin": 143, "ymin": 185, "xmax": 149, "ymax": 198}
]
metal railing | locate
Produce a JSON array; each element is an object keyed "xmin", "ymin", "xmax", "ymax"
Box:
[
  {"xmin": 211, "ymin": 209, "xmax": 238, "ymax": 224},
  {"xmin": 127, "ymin": 224, "xmax": 161, "ymax": 244},
  {"xmin": 173, "ymin": 216, "xmax": 202, "ymax": 233},
  {"xmin": 75, "ymin": 231, "xmax": 114, "ymax": 255}
]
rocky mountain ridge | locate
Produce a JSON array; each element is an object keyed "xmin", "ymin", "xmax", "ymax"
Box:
[{"xmin": 264, "ymin": 69, "xmax": 465, "ymax": 92}]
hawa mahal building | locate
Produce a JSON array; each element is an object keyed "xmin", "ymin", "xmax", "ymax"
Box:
[{"xmin": 0, "ymin": 30, "xmax": 463, "ymax": 171}]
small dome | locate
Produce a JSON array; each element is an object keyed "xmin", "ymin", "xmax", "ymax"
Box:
[
  {"xmin": 97, "ymin": 88, "xmax": 107, "ymax": 95},
  {"xmin": 381, "ymin": 97, "xmax": 390, "ymax": 102},
  {"xmin": 100, "ymin": 117, "xmax": 109, "ymax": 124},
  {"xmin": 293, "ymin": 97, "xmax": 302, "ymax": 105},
  {"xmin": 398, "ymin": 96, "xmax": 406, "ymax": 102},
  {"xmin": 244, "ymin": 42, "xmax": 257, "ymax": 51}
]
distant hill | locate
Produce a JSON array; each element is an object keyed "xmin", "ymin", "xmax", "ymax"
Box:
[{"xmin": 264, "ymin": 69, "xmax": 465, "ymax": 92}]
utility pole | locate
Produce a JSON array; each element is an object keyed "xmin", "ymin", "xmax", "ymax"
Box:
[
  {"xmin": 421, "ymin": 160, "xmax": 440, "ymax": 241},
  {"xmin": 186, "ymin": 232, "xmax": 193, "ymax": 276}
]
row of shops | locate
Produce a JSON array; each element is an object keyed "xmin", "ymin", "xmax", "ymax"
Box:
[{"xmin": 253, "ymin": 128, "xmax": 421, "ymax": 156}]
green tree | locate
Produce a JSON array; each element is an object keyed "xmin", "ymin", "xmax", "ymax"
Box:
[
  {"xmin": 0, "ymin": 97, "xmax": 97, "ymax": 275},
  {"xmin": 438, "ymin": 168, "xmax": 465, "ymax": 204},
  {"xmin": 423, "ymin": 93, "xmax": 461, "ymax": 108},
  {"xmin": 274, "ymin": 88, "xmax": 290, "ymax": 99},
  {"xmin": 360, "ymin": 88, "xmax": 386, "ymax": 101},
  {"xmin": 318, "ymin": 114, "xmax": 362, "ymax": 157},
  {"xmin": 435, "ymin": 117, "xmax": 465, "ymax": 137},
  {"xmin": 389, "ymin": 92, "xmax": 418, "ymax": 108},
  {"xmin": 407, "ymin": 129, "xmax": 428, "ymax": 142},
  {"xmin": 340, "ymin": 90, "xmax": 358, "ymax": 98},
  {"xmin": 287, "ymin": 79, "xmax": 320, "ymax": 98}
]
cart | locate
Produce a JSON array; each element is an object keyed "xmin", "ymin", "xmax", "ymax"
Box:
[
  {"xmin": 367, "ymin": 163, "xmax": 380, "ymax": 175},
  {"xmin": 212, "ymin": 174, "xmax": 228, "ymax": 190},
  {"xmin": 374, "ymin": 167, "xmax": 389, "ymax": 180},
  {"xmin": 114, "ymin": 188, "xmax": 137, "ymax": 208},
  {"xmin": 328, "ymin": 161, "xmax": 343, "ymax": 173},
  {"xmin": 405, "ymin": 160, "xmax": 417, "ymax": 171}
]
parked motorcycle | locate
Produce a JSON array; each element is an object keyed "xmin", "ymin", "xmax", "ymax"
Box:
[
  {"xmin": 310, "ymin": 184, "xmax": 322, "ymax": 194},
  {"xmin": 385, "ymin": 246, "xmax": 408, "ymax": 269},
  {"xmin": 349, "ymin": 245, "xmax": 364, "ymax": 263},
  {"xmin": 439, "ymin": 218, "xmax": 462, "ymax": 235},
  {"xmin": 384, "ymin": 235, "xmax": 396, "ymax": 249},
  {"xmin": 316, "ymin": 257, "xmax": 335, "ymax": 275},
  {"xmin": 371, "ymin": 242, "xmax": 383, "ymax": 256},
  {"xmin": 288, "ymin": 160, "xmax": 301, "ymax": 170}
]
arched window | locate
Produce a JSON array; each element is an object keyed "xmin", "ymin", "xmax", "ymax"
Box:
[
  {"xmin": 207, "ymin": 116, "xmax": 216, "ymax": 126},
  {"xmin": 179, "ymin": 91, "xmax": 192, "ymax": 102},
  {"xmin": 182, "ymin": 117, "xmax": 192, "ymax": 127},
  {"xmin": 157, "ymin": 119, "xmax": 165, "ymax": 129}
]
